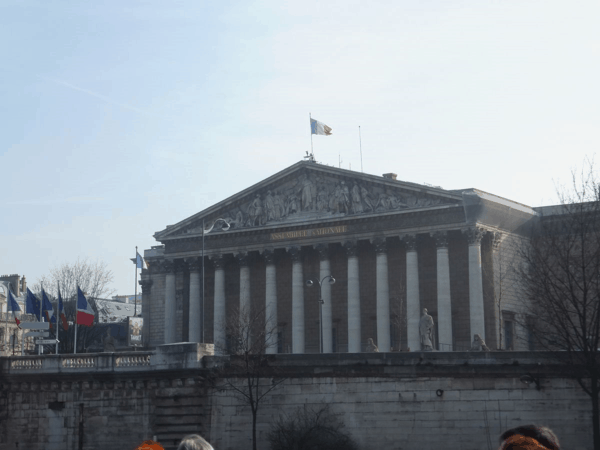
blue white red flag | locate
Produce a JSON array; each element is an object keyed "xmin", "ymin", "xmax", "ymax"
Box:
[
  {"xmin": 58, "ymin": 287, "xmax": 68, "ymax": 331},
  {"xmin": 136, "ymin": 251, "xmax": 147, "ymax": 269},
  {"xmin": 25, "ymin": 288, "xmax": 41, "ymax": 321},
  {"xmin": 310, "ymin": 118, "xmax": 332, "ymax": 136},
  {"xmin": 42, "ymin": 289, "xmax": 56, "ymax": 329},
  {"xmin": 76, "ymin": 286, "xmax": 95, "ymax": 327},
  {"xmin": 7, "ymin": 289, "xmax": 21, "ymax": 328}
]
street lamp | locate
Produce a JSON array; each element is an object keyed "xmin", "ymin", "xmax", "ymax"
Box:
[
  {"xmin": 201, "ymin": 218, "xmax": 231, "ymax": 343},
  {"xmin": 305, "ymin": 275, "xmax": 335, "ymax": 353}
]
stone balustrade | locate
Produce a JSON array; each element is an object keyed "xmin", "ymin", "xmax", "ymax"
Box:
[{"xmin": 1, "ymin": 342, "xmax": 215, "ymax": 375}]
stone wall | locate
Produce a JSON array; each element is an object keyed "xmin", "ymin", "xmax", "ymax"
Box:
[{"xmin": 0, "ymin": 348, "xmax": 594, "ymax": 450}]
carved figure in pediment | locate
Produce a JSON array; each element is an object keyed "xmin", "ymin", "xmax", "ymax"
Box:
[
  {"xmin": 297, "ymin": 174, "xmax": 317, "ymax": 211},
  {"xmin": 360, "ymin": 186, "xmax": 375, "ymax": 212},
  {"xmin": 376, "ymin": 191, "xmax": 391, "ymax": 211},
  {"xmin": 247, "ymin": 194, "xmax": 264, "ymax": 226},
  {"xmin": 273, "ymin": 190, "xmax": 285, "ymax": 220},
  {"xmin": 286, "ymin": 192, "xmax": 299, "ymax": 216},
  {"xmin": 316, "ymin": 185, "xmax": 329, "ymax": 212},
  {"xmin": 264, "ymin": 190, "xmax": 275, "ymax": 222},
  {"xmin": 351, "ymin": 183, "xmax": 363, "ymax": 214},
  {"xmin": 235, "ymin": 210, "xmax": 245, "ymax": 228},
  {"xmin": 332, "ymin": 181, "xmax": 349, "ymax": 214}
]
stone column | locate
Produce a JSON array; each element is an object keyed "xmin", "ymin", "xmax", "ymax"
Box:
[
  {"xmin": 317, "ymin": 244, "xmax": 332, "ymax": 353},
  {"xmin": 140, "ymin": 277, "xmax": 153, "ymax": 347},
  {"xmin": 237, "ymin": 252, "xmax": 251, "ymax": 348},
  {"xmin": 263, "ymin": 250, "xmax": 278, "ymax": 354},
  {"xmin": 434, "ymin": 232, "xmax": 452, "ymax": 351},
  {"xmin": 404, "ymin": 235, "xmax": 420, "ymax": 352},
  {"xmin": 491, "ymin": 231, "xmax": 503, "ymax": 349},
  {"xmin": 164, "ymin": 260, "xmax": 176, "ymax": 345},
  {"xmin": 237, "ymin": 252, "xmax": 251, "ymax": 314},
  {"xmin": 345, "ymin": 241, "xmax": 361, "ymax": 353},
  {"xmin": 375, "ymin": 239, "xmax": 391, "ymax": 352},
  {"xmin": 188, "ymin": 258, "xmax": 202, "ymax": 343},
  {"xmin": 465, "ymin": 227, "xmax": 486, "ymax": 340},
  {"xmin": 290, "ymin": 247, "xmax": 304, "ymax": 353},
  {"xmin": 212, "ymin": 255, "xmax": 226, "ymax": 353}
]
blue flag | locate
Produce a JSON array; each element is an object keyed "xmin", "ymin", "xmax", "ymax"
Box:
[
  {"xmin": 26, "ymin": 288, "xmax": 41, "ymax": 321},
  {"xmin": 42, "ymin": 289, "xmax": 56, "ymax": 328}
]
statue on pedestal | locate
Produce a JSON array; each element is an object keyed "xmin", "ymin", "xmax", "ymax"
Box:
[
  {"xmin": 419, "ymin": 308, "xmax": 434, "ymax": 351},
  {"xmin": 469, "ymin": 334, "xmax": 490, "ymax": 352},
  {"xmin": 366, "ymin": 338, "xmax": 379, "ymax": 352},
  {"xmin": 103, "ymin": 328, "xmax": 116, "ymax": 353}
]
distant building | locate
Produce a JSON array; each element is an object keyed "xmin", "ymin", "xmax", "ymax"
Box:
[
  {"xmin": 141, "ymin": 161, "xmax": 538, "ymax": 352},
  {"xmin": 95, "ymin": 297, "xmax": 141, "ymax": 323},
  {"xmin": 0, "ymin": 274, "xmax": 35, "ymax": 355}
]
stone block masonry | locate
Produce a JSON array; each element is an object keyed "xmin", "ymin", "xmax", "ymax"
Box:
[{"xmin": 0, "ymin": 348, "xmax": 595, "ymax": 450}]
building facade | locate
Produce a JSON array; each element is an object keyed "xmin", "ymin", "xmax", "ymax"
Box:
[{"xmin": 141, "ymin": 161, "xmax": 536, "ymax": 353}]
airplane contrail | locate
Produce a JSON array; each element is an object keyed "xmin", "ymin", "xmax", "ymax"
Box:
[{"xmin": 39, "ymin": 75, "xmax": 159, "ymax": 117}]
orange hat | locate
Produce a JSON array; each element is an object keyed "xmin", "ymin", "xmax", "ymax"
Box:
[
  {"xmin": 500, "ymin": 435, "xmax": 551, "ymax": 450},
  {"xmin": 135, "ymin": 440, "xmax": 165, "ymax": 450}
]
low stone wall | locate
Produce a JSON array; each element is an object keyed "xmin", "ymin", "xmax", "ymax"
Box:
[{"xmin": 0, "ymin": 348, "xmax": 594, "ymax": 450}]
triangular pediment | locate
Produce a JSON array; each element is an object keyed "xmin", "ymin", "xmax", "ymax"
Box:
[{"xmin": 155, "ymin": 161, "xmax": 463, "ymax": 240}]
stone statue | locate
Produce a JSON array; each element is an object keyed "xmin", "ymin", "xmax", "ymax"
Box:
[
  {"xmin": 351, "ymin": 183, "xmax": 363, "ymax": 214},
  {"xmin": 264, "ymin": 190, "xmax": 275, "ymax": 222},
  {"xmin": 316, "ymin": 185, "xmax": 329, "ymax": 212},
  {"xmin": 360, "ymin": 186, "xmax": 375, "ymax": 212},
  {"xmin": 273, "ymin": 190, "xmax": 285, "ymax": 220},
  {"xmin": 419, "ymin": 308, "xmax": 434, "ymax": 351},
  {"xmin": 470, "ymin": 334, "xmax": 490, "ymax": 352},
  {"xmin": 286, "ymin": 192, "xmax": 299, "ymax": 215},
  {"xmin": 366, "ymin": 338, "xmax": 379, "ymax": 352},
  {"xmin": 247, "ymin": 194, "xmax": 264, "ymax": 226},
  {"xmin": 103, "ymin": 329, "xmax": 116, "ymax": 352},
  {"xmin": 298, "ymin": 174, "xmax": 316, "ymax": 211}
]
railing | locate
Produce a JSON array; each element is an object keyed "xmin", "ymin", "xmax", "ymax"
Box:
[{"xmin": 3, "ymin": 351, "xmax": 154, "ymax": 373}]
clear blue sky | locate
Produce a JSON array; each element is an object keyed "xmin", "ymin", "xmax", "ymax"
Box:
[{"xmin": 2, "ymin": 0, "xmax": 599, "ymax": 295}]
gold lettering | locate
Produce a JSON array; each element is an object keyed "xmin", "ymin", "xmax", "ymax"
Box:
[{"xmin": 271, "ymin": 225, "xmax": 349, "ymax": 240}]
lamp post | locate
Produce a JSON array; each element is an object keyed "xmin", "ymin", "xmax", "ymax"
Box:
[
  {"xmin": 201, "ymin": 218, "xmax": 231, "ymax": 343},
  {"xmin": 305, "ymin": 275, "xmax": 335, "ymax": 353}
]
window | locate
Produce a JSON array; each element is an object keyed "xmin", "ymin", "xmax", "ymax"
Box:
[{"xmin": 504, "ymin": 320, "xmax": 514, "ymax": 350}]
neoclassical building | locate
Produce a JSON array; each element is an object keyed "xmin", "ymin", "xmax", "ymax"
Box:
[{"xmin": 141, "ymin": 161, "xmax": 536, "ymax": 353}]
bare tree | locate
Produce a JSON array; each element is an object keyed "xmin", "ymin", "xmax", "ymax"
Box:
[
  {"xmin": 268, "ymin": 404, "xmax": 359, "ymax": 450},
  {"xmin": 518, "ymin": 159, "xmax": 600, "ymax": 448},
  {"xmin": 32, "ymin": 258, "xmax": 115, "ymax": 353},
  {"xmin": 213, "ymin": 304, "xmax": 285, "ymax": 450}
]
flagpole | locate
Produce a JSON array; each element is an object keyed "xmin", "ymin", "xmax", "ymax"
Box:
[
  {"xmin": 55, "ymin": 283, "xmax": 59, "ymax": 355},
  {"xmin": 74, "ymin": 286, "xmax": 78, "ymax": 355},
  {"xmin": 4, "ymin": 283, "xmax": 9, "ymax": 351},
  {"xmin": 359, "ymin": 126, "xmax": 363, "ymax": 173},
  {"xmin": 135, "ymin": 246, "xmax": 138, "ymax": 318},
  {"xmin": 310, "ymin": 113, "xmax": 314, "ymax": 160},
  {"xmin": 39, "ymin": 286, "xmax": 43, "ymax": 355}
]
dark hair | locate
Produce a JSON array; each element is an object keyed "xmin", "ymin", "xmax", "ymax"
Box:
[
  {"xmin": 499, "ymin": 425, "xmax": 560, "ymax": 450},
  {"xmin": 177, "ymin": 434, "xmax": 214, "ymax": 450}
]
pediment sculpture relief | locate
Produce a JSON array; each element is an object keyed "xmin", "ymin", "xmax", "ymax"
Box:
[{"xmin": 183, "ymin": 174, "xmax": 452, "ymax": 234}]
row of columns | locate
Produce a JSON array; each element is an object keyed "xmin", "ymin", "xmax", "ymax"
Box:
[{"xmin": 160, "ymin": 228, "xmax": 488, "ymax": 353}]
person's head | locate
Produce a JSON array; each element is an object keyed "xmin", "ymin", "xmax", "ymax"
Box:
[
  {"xmin": 177, "ymin": 434, "xmax": 214, "ymax": 450},
  {"xmin": 499, "ymin": 425, "xmax": 560, "ymax": 450}
]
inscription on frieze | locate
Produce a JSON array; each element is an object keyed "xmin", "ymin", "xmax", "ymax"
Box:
[{"xmin": 270, "ymin": 225, "xmax": 348, "ymax": 241}]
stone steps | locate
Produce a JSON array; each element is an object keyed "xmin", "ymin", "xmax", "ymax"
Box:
[{"xmin": 153, "ymin": 391, "xmax": 208, "ymax": 450}]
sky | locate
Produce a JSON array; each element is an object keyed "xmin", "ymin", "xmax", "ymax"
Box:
[{"xmin": 2, "ymin": 0, "xmax": 600, "ymax": 296}]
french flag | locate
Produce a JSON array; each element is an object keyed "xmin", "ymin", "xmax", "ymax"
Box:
[
  {"xmin": 7, "ymin": 289, "xmax": 21, "ymax": 328},
  {"xmin": 76, "ymin": 286, "xmax": 95, "ymax": 327},
  {"xmin": 58, "ymin": 287, "xmax": 68, "ymax": 331}
]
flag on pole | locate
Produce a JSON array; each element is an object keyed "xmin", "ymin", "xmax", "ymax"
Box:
[
  {"xmin": 76, "ymin": 286, "xmax": 95, "ymax": 327},
  {"xmin": 58, "ymin": 287, "xmax": 68, "ymax": 331},
  {"xmin": 310, "ymin": 118, "xmax": 332, "ymax": 136},
  {"xmin": 25, "ymin": 288, "xmax": 41, "ymax": 321},
  {"xmin": 7, "ymin": 290, "xmax": 21, "ymax": 328},
  {"xmin": 41, "ymin": 289, "xmax": 56, "ymax": 329},
  {"xmin": 136, "ymin": 251, "xmax": 147, "ymax": 269}
]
